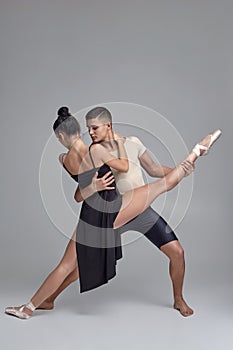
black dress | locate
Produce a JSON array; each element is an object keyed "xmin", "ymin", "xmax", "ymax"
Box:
[{"xmin": 62, "ymin": 150, "xmax": 123, "ymax": 293}]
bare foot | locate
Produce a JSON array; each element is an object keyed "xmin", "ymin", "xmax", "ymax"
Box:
[
  {"xmin": 37, "ymin": 300, "xmax": 54, "ymax": 310},
  {"xmin": 173, "ymin": 298, "xmax": 194, "ymax": 317}
]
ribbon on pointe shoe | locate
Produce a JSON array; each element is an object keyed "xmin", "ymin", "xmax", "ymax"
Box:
[{"xmin": 192, "ymin": 129, "xmax": 222, "ymax": 157}]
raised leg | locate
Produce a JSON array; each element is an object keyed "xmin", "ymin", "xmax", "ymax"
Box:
[
  {"xmin": 114, "ymin": 160, "xmax": 189, "ymax": 228},
  {"xmin": 114, "ymin": 130, "xmax": 221, "ymax": 229}
]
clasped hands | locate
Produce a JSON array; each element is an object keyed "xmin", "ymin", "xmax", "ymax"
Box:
[{"xmin": 180, "ymin": 160, "xmax": 195, "ymax": 177}]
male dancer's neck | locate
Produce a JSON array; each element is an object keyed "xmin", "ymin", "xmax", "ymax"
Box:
[{"xmin": 100, "ymin": 130, "xmax": 117, "ymax": 151}]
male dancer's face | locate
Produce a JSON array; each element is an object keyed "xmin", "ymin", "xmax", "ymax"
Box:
[{"xmin": 86, "ymin": 117, "xmax": 112, "ymax": 143}]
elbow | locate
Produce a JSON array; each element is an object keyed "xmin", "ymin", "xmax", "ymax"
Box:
[
  {"xmin": 74, "ymin": 193, "xmax": 82, "ymax": 203},
  {"xmin": 148, "ymin": 170, "xmax": 161, "ymax": 178},
  {"xmin": 121, "ymin": 160, "xmax": 129, "ymax": 172},
  {"xmin": 150, "ymin": 166, "xmax": 166, "ymax": 178}
]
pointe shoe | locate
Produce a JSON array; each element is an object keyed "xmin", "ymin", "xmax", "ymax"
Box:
[
  {"xmin": 192, "ymin": 129, "xmax": 222, "ymax": 157},
  {"xmin": 5, "ymin": 301, "xmax": 36, "ymax": 320}
]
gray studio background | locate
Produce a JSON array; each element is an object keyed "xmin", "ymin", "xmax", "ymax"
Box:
[{"xmin": 0, "ymin": 1, "xmax": 232, "ymax": 350}]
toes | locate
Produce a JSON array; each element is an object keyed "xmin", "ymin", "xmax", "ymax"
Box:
[
  {"xmin": 174, "ymin": 303, "xmax": 194, "ymax": 317},
  {"xmin": 182, "ymin": 308, "xmax": 194, "ymax": 317}
]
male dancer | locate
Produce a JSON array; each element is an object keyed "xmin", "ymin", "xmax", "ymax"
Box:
[{"xmin": 39, "ymin": 107, "xmax": 194, "ymax": 317}]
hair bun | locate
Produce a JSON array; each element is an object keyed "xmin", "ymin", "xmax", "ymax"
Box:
[{"xmin": 57, "ymin": 106, "xmax": 71, "ymax": 119}]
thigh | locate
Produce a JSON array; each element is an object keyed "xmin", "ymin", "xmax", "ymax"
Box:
[
  {"xmin": 144, "ymin": 210, "xmax": 178, "ymax": 249},
  {"xmin": 117, "ymin": 207, "xmax": 178, "ymax": 249},
  {"xmin": 114, "ymin": 180, "xmax": 166, "ymax": 229},
  {"xmin": 117, "ymin": 207, "xmax": 158, "ymax": 234},
  {"xmin": 58, "ymin": 229, "xmax": 78, "ymax": 271}
]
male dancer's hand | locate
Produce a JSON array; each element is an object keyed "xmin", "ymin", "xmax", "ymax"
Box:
[
  {"xmin": 91, "ymin": 171, "xmax": 115, "ymax": 191},
  {"xmin": 75, "ymin": 170, "xmax": 116, "ymax": 202},
  {"xmin": 180, "ymin": 160, "xmax": 195, "ymax": 177}
]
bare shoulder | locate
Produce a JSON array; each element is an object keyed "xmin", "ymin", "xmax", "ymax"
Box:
[
  {"xmin": 89, "ymin": 143, "xmax": 103, "ymax": 149},
  {"xmin": 89, "ymin": 143, "xmax": 106, "ymax": 153},
  {"xmin": 63, "ymin": 149, "xmax": 80, "ymax": 173}
]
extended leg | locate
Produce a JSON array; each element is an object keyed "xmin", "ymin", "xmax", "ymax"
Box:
[
  {"xmin": 5, "ymin": 231, "xmax": 78, "ymax": 318},
  {"xmin": 114, "ymin": 130, "xmax": 220, "ymax": 229},
  {"xmin": 114, "ymin": 159, "xmax": 189, "ymax": 228},
  {"xmin": 38, "ymin": 267, "xmax": 79, "ymax": 310}
]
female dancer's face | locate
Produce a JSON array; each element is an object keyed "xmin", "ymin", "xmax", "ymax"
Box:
[{"xmin": 86, "ymin": 118, "xmax": 111, "ymax": 143}]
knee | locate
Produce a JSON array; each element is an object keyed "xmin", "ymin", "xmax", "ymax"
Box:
[
  {"xmin": 170, "ymin": 245, "xmax": 184, "ymax": 261},
  {"xmin": 57, "ymin": 261, "xmax": 75, "ymax": 277}
]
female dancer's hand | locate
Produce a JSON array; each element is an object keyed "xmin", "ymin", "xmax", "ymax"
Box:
[
  {"xmin": 92, "ymin": 171, "xmax": 115, "ymax": 191},
  {"xmin": 59, "ymin": 153, "xmax": 67, "ymax": 165}
]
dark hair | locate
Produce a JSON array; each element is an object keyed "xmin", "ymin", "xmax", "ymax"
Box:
[
  {"xmin": 85, "ymin": 106, "xmax": 112, "ymax": 123},
  {"xmin": 53, "ymin": 106, "xmax": 81, "ymax": 136}
]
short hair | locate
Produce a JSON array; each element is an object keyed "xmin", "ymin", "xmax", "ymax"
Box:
[
  {"xmin": 85, "ymin": 106, "xmax": 112, "ymax": 123},
  {"xmin": 53, "ymin": 106, "xmax": 81, "ymax": 136}
]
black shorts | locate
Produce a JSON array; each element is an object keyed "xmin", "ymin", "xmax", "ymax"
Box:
[{"xmin": 117, "ymin": 206, "xmax": 178, "ymax": 249}]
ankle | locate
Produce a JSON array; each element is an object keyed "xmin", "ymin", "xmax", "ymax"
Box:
[
  {"xmin": 188, "ymin": 151, "xmax": 198, "ymax": 163},
  {"xmin": 174, "ymin": 295, "xmax": 184, "ymax": 302},
  {"xmin": 23, "ymin": 301, "xmax": 36, "ymax": 314},
  {"xmin": 44, "ymin": 298, "xmax": 54, "ymax": 304}
]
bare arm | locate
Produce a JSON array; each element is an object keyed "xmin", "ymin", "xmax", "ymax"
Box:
[
  {"xmin": 139, "ymin": 151, "xmax": 194, "ymax": 178},
  {"xmin": 91, "ymin": 142, "xmax": 129, "ymax": 172},
  {"xmin": 74, "ymin": 183, "xmax": 95, "ymax": 203},
  {"xmin": 139, "ymin": 151, "xmax": 173, "ymax": 178}
]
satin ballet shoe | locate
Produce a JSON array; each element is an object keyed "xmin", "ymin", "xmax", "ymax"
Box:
[
  {"xmin": 5, "ymin": 301, "xmax": 36, "ymax": 320},
  {"xmin": 192, "ymin": 129, "xmax": 222, "ymax": 157}
]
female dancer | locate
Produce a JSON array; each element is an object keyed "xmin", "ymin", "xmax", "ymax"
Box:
[{"xmin": 5, "ymin": 107, "xmax": 221, "ymax": 319}]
